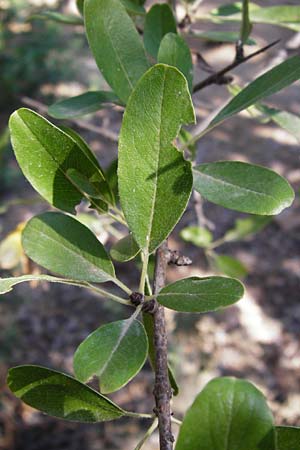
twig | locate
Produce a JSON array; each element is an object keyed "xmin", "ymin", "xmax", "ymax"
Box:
[
  {"xmin": 153, "ymin": 241, "xmax": 174, "ymax": 450},
  {"xmin": 134, "ymin": 418, "xmax": 158, "ymax": 450},
  {"xmin": 193, "ymin": 39, "xmax": 280, "ymax": 93},
  {"xmin": 20, "ymin": 96, "xmax": 119, "ymax": 142}
]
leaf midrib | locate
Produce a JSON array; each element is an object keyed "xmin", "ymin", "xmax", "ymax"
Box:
[
  {"xmin": 144, "ymin": 68, "xmax": 167, "ymax": 254},
  {"xmin": 195, "ymin": 169, "xmax": 279, "ymax": 204}
]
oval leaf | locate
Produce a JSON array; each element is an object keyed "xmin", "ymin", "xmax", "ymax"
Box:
[
  {"xmin": 9, "ymin": 109, "xmax": 112, "ymax": 213},
  {"xmin": 85, "ymin": 0, "xmax": 150, "ymax": 104},
  {"xmin": 157, "ymin": 276, "xmax": 244, "ymax": 313},
  {"xmin": 158, "ymin": 33, "xmax": 193, "ymax": 92},
  {"xmin": 193, "ymin": 161, "xmax": 294, "ymax": 215},
  {"xmin": 118, "ymin": 64, "xmax": 195, "ymax": 255},
  {"xmin": 180, "ymin": 226, "xmax": 213, "ymax": 248},
  {"xmin": 144, "ymin": 4, "xmax": 177, "ymax": 58},
  {"xmin": 208, "ymin": 56, "xmax": 300, "ymax": 132},
  {"xmin": 212, "ymin": 254, "xmax": 248, "ymax": 279},
  {"xmin": 74, "ymin": 319, "xmax": 148, "ymax": 393},
  {"xmin": 22, "ymin": 212, "xmax": 115, "ymax": 283},
  {"xmin": 48, "ymin": 91, "xmax": 119, "ymax": 119},
  {"xmin": 276, "ymin": 426, "xmax": 300, "ymax": 450},
  {"xmin": 110, "ymin": 235, "xmax": 140, "ymax": 262},
  {"xmin": 7, "ymin": 365, "xmax": 125, "ymax": 423},
  {"xmin": 176, "ymin": 377, "xmax": 276, "ymax": 450}
]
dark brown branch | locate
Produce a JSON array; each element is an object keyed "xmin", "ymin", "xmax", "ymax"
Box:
[
  {"xmin": 153, "ymin": 241, "xmax": 174, "ymax": 450},
  {"xmin": 193, "ymin": 39, "xmax": 280, "ymax": 93}
]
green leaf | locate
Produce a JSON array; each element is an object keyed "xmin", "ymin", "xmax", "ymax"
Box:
[
  {"xmin": 180, "ymin": 226, "xmax": 213, "ymax": 248},
  {"xmin": 142, "ymin": 313, "xmax": 179, "ymax": 396},
  {"xmin": 144, "ymin": 4, "xmax": 177, "ymax": 58},
  {"xmin": 74, "ymin": 319, "xmax": 148, "ymax": 393},
  {"xmin": 0, "ymin": 275, "xmax": 88, "ymax": 295},
  {"xmin": 158, "ymin": 33, "xmax": 193, "ymax": 92},
  {"xmin": 190, "ymin": 30, "xmax": 255, "ymax": 45},
  {"xmin": 119, "ymin": 64, "xmax": 195, "ymax": 255},
  {"xmin": 175, "ymin": 377, "xmax": 276, "ymax": 450},
  {"xmin": 179, "ymin": 128, "xmax": 196, "ymax": 157},
  {"xmin": 193, "ymin": 161, "xmax": 294, "ymax": 215},
  {"xmin": 29, "ymin": 11, "xmax": 83, "ymax": 25},
  {"xmin": 276, "ymin": 426, "xmax": 300, "ymax": 450},
  {"xmin": 223, "ymin": 215, "xmax": 272, "ymax": 242},
  {"xmin": 110, "ymin": 235, "xmax": 140, "ymax": 262},
  {"xmin": 250, "ymin": 6, "xmax": 300, "ymax": 25},
  {"xmin": 120, "ymin": 0, "xmax": 145, "ymax": 15},
  {"xmin": 48, "ymin": 91, "xmax": 119, "ymax": 119},
  {"xmin": 105, "ymin": 159, "xmax": 119, "ymax": 203},
  {"xmin": 240, "ymin": 0, "xmax": 252, "ymax": 43},
  {"xmin": 7, "ymin": 365, "xmax": 125, "ymax": 423},
  {"xmin": 157, "ymin": 276, "xmax": 244, "ymax": 313},
  {"xmin": 212, "ymin": 254, "xmax": 248, "ymax": 278},
  {"xmin": 201, "ymin": 56, "xmax": 300, "ymax": 137},
  {"xmin": 256, "ymin": 105, "xmax": 300, "ymax": 143},
  {"xmin": 9, "ymin": 109, "xmax": 112, "ymax": 213},
  {"xmin": 22, "ymin": 212, "xmax": 115, "ymax": 283},
  {"xmin": 84, "ymin": 0, "xmax": 150, "ymax": 104},
  {"xmin": 76, "ymin": 0, "xmax": 84, "ymax": 15},
  {"xmin": 60, "ymin": 126, "xmax": 114, "ymax": 211}
]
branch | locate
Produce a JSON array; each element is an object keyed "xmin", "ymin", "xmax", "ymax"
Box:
[
  {"xmin": 153, "ymin": 241, "xmax": 174, "ymax": 450},
  {"xmin": 193, "ymin": 39, "xmax": 280, "ymax": 93}
]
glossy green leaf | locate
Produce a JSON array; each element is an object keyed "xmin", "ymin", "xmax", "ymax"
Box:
[
  {"xmin": 74, "ymin": 319, "xmax": 148, "ymax": 393},
  {"xmin": 193, "ymin": 161, "xmax": 294, "ymax": 215},
  {"xmin": 200, "ymin": 56, "xmax": 300, "ymax": 137},
  {"xmin": 76, "ymin": 0, "xmax": 84, "ymax": 15},
  {"xmin": 9, "ymin": 109, "xmax": 112, "ymax": 213},
  {"xmin": 110, "ymin": 235, "xmax": 140, "ymax": 262},
  {"xmin": 84, "ymin": 0, "xmax": 149, "ymax": 104},
  {"xmin": 190, "ymin": 31, "xmax": 255, "ymax": 45},
  {"xmin": 257, "ymin": 105, "xmax": 300, "ymax": 143},
  {"xmin": 22, "ymin": 212, "xmax": 115, "ymax": 283},
  {"xmin": 142, "ymin": 313, "xmax": 179, "ymax": 396},
  {"xmin": 7, "ymin": 365, "xmax": 125, "ymax": 422},
  {"xmin": 29, "ymin": 11, "xmax": 83, "ymax": 25},
  {"xmin": 176, "ymin": 377, "xmax": 276, "ymax": 450},
  {"xmin": 240, "ymin": 0, "xmax": 252, "ymax": 43},
  {"xmin": 158, "ymin": 33, "xmax": 193, "ymax": 92},
  {"xmin": 48, "ymin": 91, "xmax": 119, "ymax": 119},
  {"xmin": 276, "ymin": 426, "xmax": 300, "ymax": 450},
  {"xmin": 120, "ymin": 0, "xmax": 145, "ymax": 15},
  {"xmin": 212, "ymin": 254, "xmax": 248, "ymax": 278},
  {"xmin": 223, "ymin": 216, "xmax": 272, "ymax": 242},
  {"xmin": 157, "ymin": 276, "xmax": 244, "ymax": 313},
  {"xmin": 118, "ymin": 64, "xmax": 195, "ymax": 255},
  {"xmin": 144, "ymin": 4, "xmax": 177, "ymax": 58},
  {"xmin": 180, "ymin": 226, "xmax": 213, "ymax": 248}
]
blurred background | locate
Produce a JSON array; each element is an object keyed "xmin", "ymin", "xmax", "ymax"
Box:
[{"xmin": 0, "ymin": 1, "xmax": 300, "ymax": 449}]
